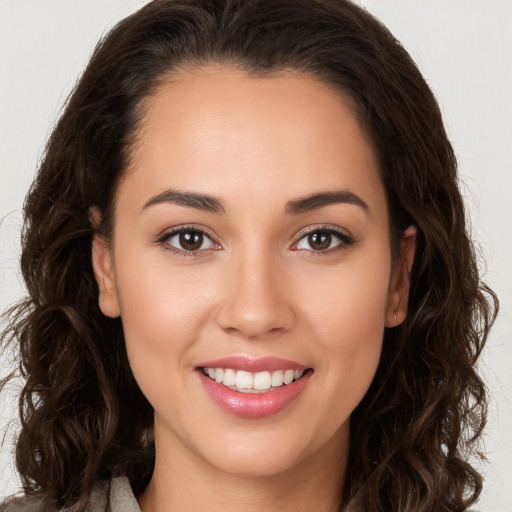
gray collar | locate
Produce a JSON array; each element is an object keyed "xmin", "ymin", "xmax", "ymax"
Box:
[{"xmin": 107, "ymin": 477, "xmax": 141, "ymax": 512}]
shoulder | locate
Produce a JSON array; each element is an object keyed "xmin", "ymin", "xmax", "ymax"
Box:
[
  {"xmin": 0, "ymin": 477, "xmax": 138, "ymax": 512},
  {"xmin": 1, "ymin": 496, "xmax": 52, "ymax": 512},
  {"xmin": 109, "ymin": 476, "xmax": 141, "ymax": 512}
]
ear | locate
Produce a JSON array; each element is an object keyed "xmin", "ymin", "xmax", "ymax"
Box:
[
  {"xmin": 385, "ymin": 225, "xmax": 417, "ymax": 327},
  {"xmin": 90, "ymin": 208, "xmax": 121, "ymax": 318}
]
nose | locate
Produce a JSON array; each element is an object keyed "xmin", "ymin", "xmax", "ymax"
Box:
[{"xmin": 216, "ymin": 248, "xmax": 295, "ymax": 339}]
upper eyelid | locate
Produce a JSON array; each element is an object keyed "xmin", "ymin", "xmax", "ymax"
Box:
[
  {"xmin": 156, "ymin": 225, "xmax": 221, "ymax": 255},
  {"xmin": 293, "ymin": 224, "xmax": 352, "ymax": 241},
  {"xmin": 157, "ymin": 224, "xmax": 217, "ymax": 242},
  {"xmin": 155, "ymin": 223, "xmax": 353, "ymax": 248},
  {"xmin": 290, "ymin": 225, "xmax": 355, "ymax": 253}
]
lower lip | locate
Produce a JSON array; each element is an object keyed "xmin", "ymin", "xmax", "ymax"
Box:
[{"xmin": 198, "ymin": 370, "xmax": 312, "ymax": 418}]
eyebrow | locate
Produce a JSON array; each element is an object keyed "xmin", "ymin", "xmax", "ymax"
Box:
[
  {"xmin": 142, "ymin": 188, "xmax": 369, "ymax": 216},
  {"xmin": 285, "ymin": 190, "xmax": 370, "ymax": 216},
  {"xmin": 142, "ymin": 189, "xmax": 226, "ymax": 214}
]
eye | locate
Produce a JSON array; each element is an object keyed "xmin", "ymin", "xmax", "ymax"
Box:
[
  {"xmin": 293, "ymin": 228, "xmax": 353, "ymax": 252},
  {"xmin": 160, "ymin": 227, "xmax": 220, "ymax": 253}
]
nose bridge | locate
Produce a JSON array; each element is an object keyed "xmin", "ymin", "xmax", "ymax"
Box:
[{"xmin": 217, "ymin": 242, "xmax": 294, "ymax": 338}]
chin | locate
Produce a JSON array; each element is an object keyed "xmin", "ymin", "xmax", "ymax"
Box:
[
  {"xmin": 199, "ymin": 432, "xmax": 312, "ymax": 478},
  {"xmin": 213, "ymin": 453, "xmax": 302, "ymax": 478}
]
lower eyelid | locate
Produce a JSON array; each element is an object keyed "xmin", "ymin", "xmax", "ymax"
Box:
[
  {"xmin": 292, "ymin": 228, "xmax": 354, "ymax": 250},
  {"xmin": 170, "ymin": 232, "xmax": 215, "ymax": 249},
  {"xmin": 156, "ymin": 226, "xmax": 353, "ymax": 253},
  {"xmin": 157, "ymin": 226, "xmax": 220, "ymax": 252}
]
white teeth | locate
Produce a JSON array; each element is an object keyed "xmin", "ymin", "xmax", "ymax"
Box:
[
  {"xmin": 223, "ymin": 368, "xmax": 236, "ymax": 386},
  {"xmin": 214, "ymin": 368, "xmax": 224, "ymax": 383},
  {"xmin": 203, "ymin": 367, "xmax": 306, "ymax": 392},
  {"xmin": 271, "ymin": 370, "xmax": 284, "ymax": 387},
  {"xmin": 235, "ymin": 370, "xmax": 253, "ymax": 390},
  {"xmin": 253, "ymin": 371, "xmax": 272, "ymax": 390},
  {"xmin": 283, "ymin": 369, "xmax": 294, "ymax": 385}
]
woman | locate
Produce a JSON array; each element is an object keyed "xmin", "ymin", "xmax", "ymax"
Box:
[{"xmin": 0, "ymin": 0, "xmax": 498, "ymax": 511}]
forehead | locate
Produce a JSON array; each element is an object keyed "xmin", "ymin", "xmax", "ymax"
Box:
[{"xmin": 122, "ymin": 67, "xmax": 385, "ymax": 214}]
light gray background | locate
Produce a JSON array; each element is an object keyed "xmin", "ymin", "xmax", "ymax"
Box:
[{"xmin": 1, "ymin": 1, "xmax": 511, "ymax": 510}]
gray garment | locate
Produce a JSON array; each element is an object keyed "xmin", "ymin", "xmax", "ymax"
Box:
[
  {"xmin": 108, "ymin": 478, "xmax": 141, "ymax": 512},
  {"xmin": 2, "ymin": 477, "xmax": 140, "ymax": 512}
]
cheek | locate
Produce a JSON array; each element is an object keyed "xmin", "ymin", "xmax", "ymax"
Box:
[
  {"xmin": 112, "ymin": 257, "xmax": 223, "ymax": 417},
  {"xmin": 301, "ymin": 250, "xmax": 390, "ymax": 389},
  {"xmin": 112, "ymin": 250, "xmax": 219, "ymax": 374},
  {"xmin": 302, "ymin": 249, "xmax": 390, "ymax": 333}
]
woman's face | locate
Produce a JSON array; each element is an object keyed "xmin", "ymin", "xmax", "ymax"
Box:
[{"xmin": 93, "ymin": 68, "xmax": 412, "ymax": 478}]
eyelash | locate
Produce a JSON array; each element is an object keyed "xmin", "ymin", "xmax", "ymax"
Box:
[
  {"xmin": 156, "ymin": 225, "xmax": 220, "ymax": 257},
  {"xmin": 291, "ymin": 225, "xmax": 355, "ymax": 254},
  {"xmin": 156, "ymin": 224, "xmax": 354, "ymax": 256}
]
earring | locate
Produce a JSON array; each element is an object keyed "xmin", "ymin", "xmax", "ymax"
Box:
[{"xmin": 394, "ymin": 296, "xmax": 401, "ymax": 324}]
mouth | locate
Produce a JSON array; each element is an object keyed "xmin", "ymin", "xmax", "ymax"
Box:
[
  {"xmin": 196, "ymin": 357, "xmax": 313, "ymax": 418},
  {"xmin": 201, "ymin": 367, "xmax": 309, "ymax": 393}
]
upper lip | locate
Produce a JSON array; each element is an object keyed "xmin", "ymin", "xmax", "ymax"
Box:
[{"xmin": 196, "ymin": 356, "xmax": 309, "ymax": 373}]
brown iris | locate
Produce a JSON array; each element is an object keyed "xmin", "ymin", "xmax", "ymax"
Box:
[
  {"xmin": 179, "ymin": 231, "xmax": 204, "ymax": 251},
  {"xmin": 308, "ymin": 231, "xmax": 332, "ymax": 251}
]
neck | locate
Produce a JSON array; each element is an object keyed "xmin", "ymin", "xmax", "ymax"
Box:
[{"xmin": 138, "ymin": 423, "xmax": 348, "ymax": 512}]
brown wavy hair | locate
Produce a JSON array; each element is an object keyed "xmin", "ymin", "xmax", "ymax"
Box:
[{"xmin": 1, "ymin": 1, "xmax": 498, "ymax": 510}]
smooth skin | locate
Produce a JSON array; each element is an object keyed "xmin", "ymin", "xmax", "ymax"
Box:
[{"xmin": 92, "ymin": 67, "xmax": 416, "ymax": 512}]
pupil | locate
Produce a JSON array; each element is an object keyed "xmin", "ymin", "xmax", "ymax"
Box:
[
  {"xmin": 179, "ymin": 231, "xmax": 203, "ymax": 250},
  {"xmin": 308, "ymin": 231, "xmax": 331, "ymax": 250}
]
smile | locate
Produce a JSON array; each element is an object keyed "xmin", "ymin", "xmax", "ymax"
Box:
[
  {"xmin": 196, "ymin": 357, "xmax": 313, "ymax": 418},
  {"xmin": 202, "ymin": 367, "xmax": 305, "ymax": 393}
]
